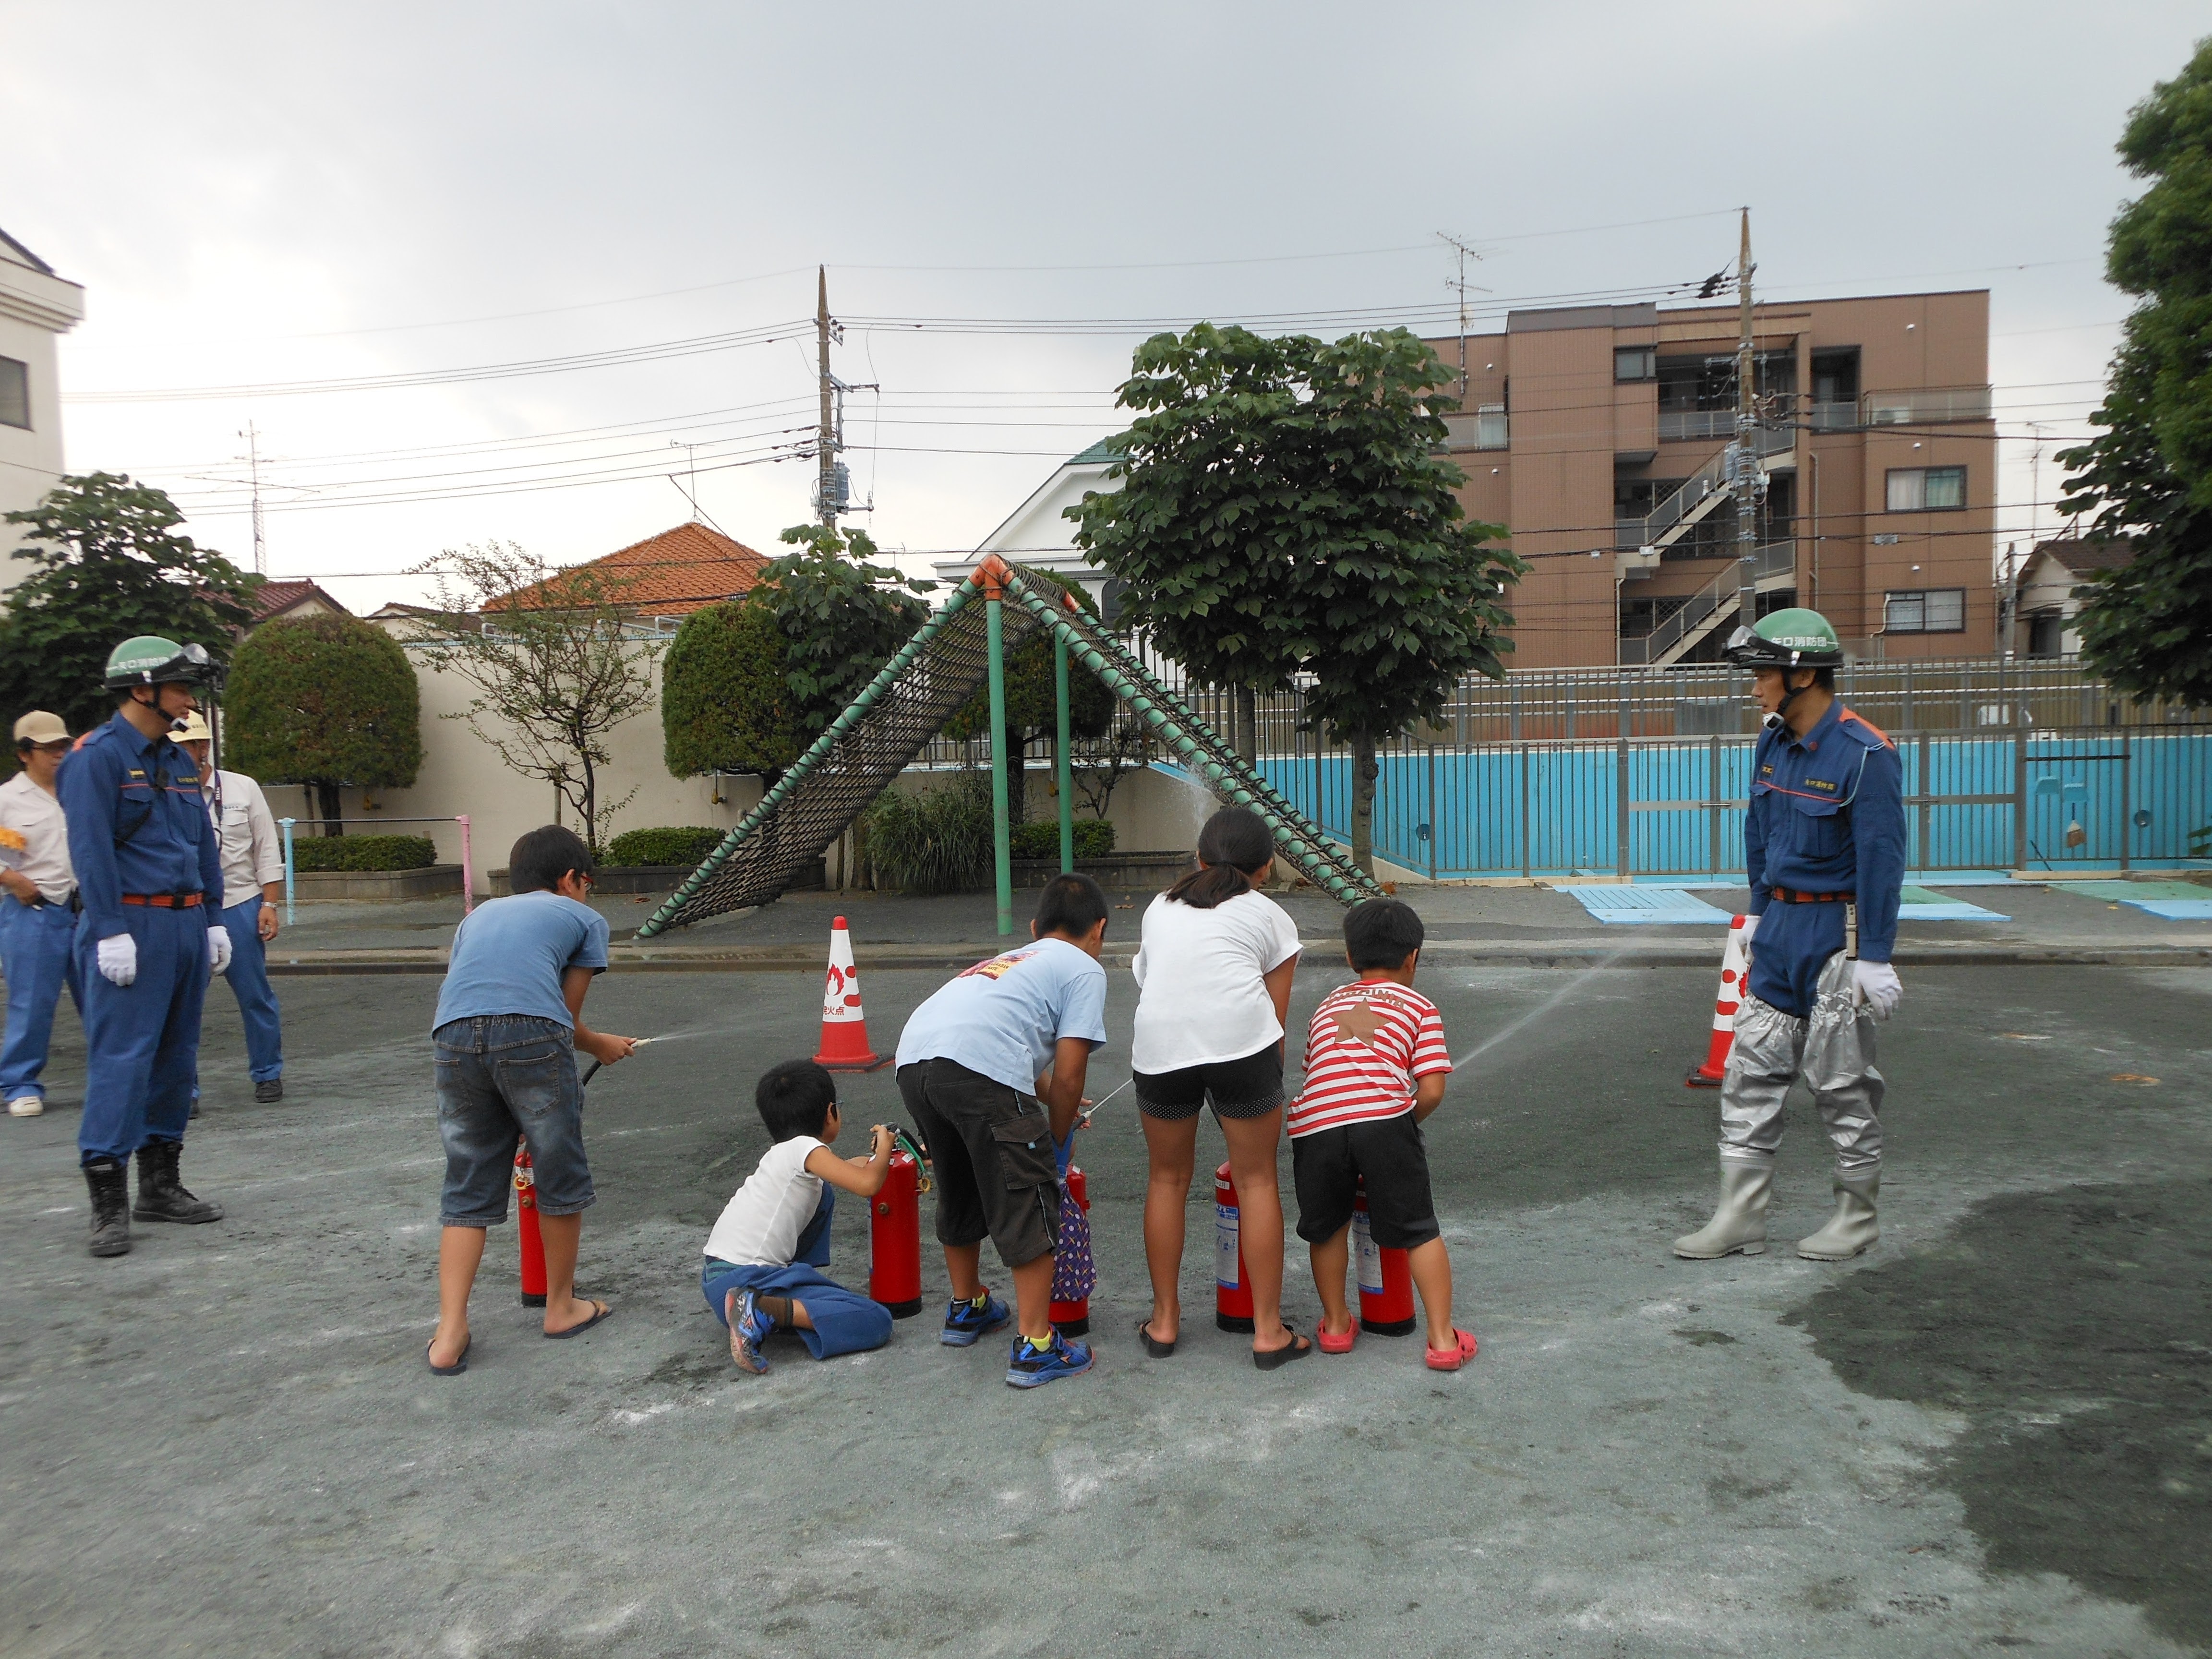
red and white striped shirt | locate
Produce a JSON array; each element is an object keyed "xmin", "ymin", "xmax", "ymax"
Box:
[{"xmin": 1286, "ymin": 980, "xmax": 1452, "ymax": 1139}]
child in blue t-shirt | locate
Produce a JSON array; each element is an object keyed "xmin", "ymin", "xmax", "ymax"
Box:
[
  {"xmin": 425, "ymin": 826, "xmax": 637, "ymax": 1376},
  {"xmin": 894, "ymin": 874, "xmax": 1109, "ymax": 1390},
  {"xmin": 702, "ymin": 1059, "xmax": 898, "ymax": 1373}
]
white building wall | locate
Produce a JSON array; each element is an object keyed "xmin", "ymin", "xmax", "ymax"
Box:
[{"xmin": 0, "ymin": 238, "xmax": 85, "ymax": 592}]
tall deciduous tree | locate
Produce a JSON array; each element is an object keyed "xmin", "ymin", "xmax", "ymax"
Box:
[
  {"xmin": 2058, "ymin": 37, "xmax": 2212, "ymax": 706},
  {"xmin": 1072, "ymin": 324, "xmax": 1520, "ymax": 872},
  {"xmin": 417, "ymin": 542, "xmax": 664, "ymax": 855},
  {"xmin": 0, "ymin": 472, "xmax": 260, "ymax": 737},
  {"xmin": 225, "ymin": 614, "xmax": 423, "ymax": 835},
  {"xmin": 661, "ymin": 523, "xmax": 928, "ymax": 783}
]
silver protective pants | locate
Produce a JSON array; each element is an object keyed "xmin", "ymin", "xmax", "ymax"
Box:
[{"xmin": 1718, "ymin": 949, "xmax": 1884, "ymax": 1178}]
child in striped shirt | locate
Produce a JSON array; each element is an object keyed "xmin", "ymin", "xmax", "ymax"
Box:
[{"xmin": 1286, "ymin": 899, "xmax": 1476, "ymax": 1370}]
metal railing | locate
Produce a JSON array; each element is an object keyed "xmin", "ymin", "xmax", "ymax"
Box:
[
  {"xmin": 1807, "ymin": 400, "xmax": 1858, "ymax": 432},
  {"xmin": 1862, "ymin": 385, "xmax": 1993, "ymax": 426},
  {"xmin": 1617, "ymin": 541, "xmax": 1795, "ymax": 668},
  {"xmin": 1440, "ymin": 408, "xmax": 1509, "ymax": 451}
]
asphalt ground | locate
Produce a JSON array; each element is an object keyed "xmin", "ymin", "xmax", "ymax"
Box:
[{"xmin": 1, "ymin": 954, "xmax": 2208, "ymax": 1657}]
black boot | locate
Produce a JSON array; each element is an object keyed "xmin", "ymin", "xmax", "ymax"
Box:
[
  {"xmin": 132, "ymin": 1141, "xmax": 225, "ymax": 1225},
  {"xmin": 85, "ymin": 1160, "xmax": 132, "ymax": 1257}
]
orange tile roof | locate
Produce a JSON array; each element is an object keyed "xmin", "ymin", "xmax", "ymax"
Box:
[
  {"xmin": 492, "ymin": 522, "xmax": 773, "ymax": 617},
  {"xmin": 250, "ymin": 579, "xmax": 351, "ymax": 621}
]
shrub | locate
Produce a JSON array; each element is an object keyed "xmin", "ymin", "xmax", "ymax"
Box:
[
  {"xmin": 226, "ymin": 613, "xmax": 423, "ymax": 834},
  {"xmin": 864, "ymin": 775, "xmax": 993, "ymax": 894},
  {"xmin": 605, "ymin": 826, "xmax": 727, "ymax": 868},
  {"xmin": 289, "ymin": 834, "xmax": 435, "ymax": 873},
  {"xmin": 1010, "ymin": 818, "xmax": 1115, "ymax": 859}
]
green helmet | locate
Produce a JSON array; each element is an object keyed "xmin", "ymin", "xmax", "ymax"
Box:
[
  {"xmin": 1722, "ymin": 608, "xmax": 1843, "ymax": 670},
  {"xmin": 103, "ymin": 636, "xmax": 221, "ymax": 693}
]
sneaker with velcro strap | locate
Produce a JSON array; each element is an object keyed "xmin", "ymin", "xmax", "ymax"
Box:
[
  {"xmin": 939, "ymin": 1291, "xmax": 1010, "ymax": 1347},
  {"xmin": 1005, "ymin": 1329, "xmax": 1094, "ymax": 1389}
]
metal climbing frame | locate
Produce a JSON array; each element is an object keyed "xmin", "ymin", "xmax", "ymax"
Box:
[{"xmin": 637, "ymin": 557, "xmax": 1379, "ymax": 937}]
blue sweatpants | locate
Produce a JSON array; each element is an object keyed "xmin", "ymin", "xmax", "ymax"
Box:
[
  {"xmin": 0, "ymin": 895, "xmax": 82, "ymax": 1103},
  {"xmin": 75, "ymin": 906, "xmax": 210, "ymax": 1165},
  {"xmin": 1747, "ymin": 900, "xmax": 1849, "ymax": 1020},
  {"xmin": 699, "ymin": 1190, "xmax": 893, "ymax": 1360},
  {"xmin": 216, "ymin": 896, "xmax": 283, "ymax": 1082}
]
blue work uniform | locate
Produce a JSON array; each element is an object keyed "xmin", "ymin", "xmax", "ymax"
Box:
[
  {"xmin": 1743, "ymin": 700, "xmax": 1905, "ymax": 1018},
  {"xmin": 56, "ymin": 713, "xmax": 224, "ymax": 1166}
]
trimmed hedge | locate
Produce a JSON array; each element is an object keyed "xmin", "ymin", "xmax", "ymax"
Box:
[
  {"xmin": 1010, "ymin": 818, "xmax": 1115, "ymax": 859},
  {"xmin": 604, "ymin": 826, "xmax": 727, "ymax": 868},
  {"xmin": 290, "ymin": 834, "xmax": 436, "ymax": 873}
]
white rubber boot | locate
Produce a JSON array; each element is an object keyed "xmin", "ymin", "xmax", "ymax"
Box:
[
  {"xmin": 1797, "ymin": 1172, "xmax": 1879, "ymax": 1261},
  {"xmin": 1672, "ymin": 1160, "xmax": 1771, "ymax": 1259}
]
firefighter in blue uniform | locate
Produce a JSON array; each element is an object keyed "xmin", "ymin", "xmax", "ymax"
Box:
[
  {"xmin": 1674, "ymin": 609, "xmax": 1905, "ymax": 1264},
  {"xmin": 59, "ymin": 637, "xmax": 232, "ymax": 1258}
]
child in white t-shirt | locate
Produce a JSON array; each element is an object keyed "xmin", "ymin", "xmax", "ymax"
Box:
[{"xmin": 701, "ymin": 1059, "xmax": 897, "ymax": 1374}]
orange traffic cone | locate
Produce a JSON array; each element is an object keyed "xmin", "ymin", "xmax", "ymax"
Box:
[
  {"xmin": 813, "ymin": 916, "xmax": 890, "ymax": 1072},
  {"xmin": 1685, "ymin": 913, "xmax": 1751, "ymax": 1088}
]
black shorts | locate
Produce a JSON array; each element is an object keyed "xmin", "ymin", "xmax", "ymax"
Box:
[
  {"xmin": 1134, "ymin": 1044, "xmax": 1285, "ymax": 1123},
  {"xmin": 1291, "ymin": 1114, "xmax": 1441, "ymax": 1250},
  {"xmin": 896, "ymin": 1058, "xmax": 1061, "ymax": 1270}
]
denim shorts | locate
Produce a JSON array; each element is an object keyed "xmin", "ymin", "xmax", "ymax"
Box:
[{"xmin": 434, "ymin": 1015, "xmax": 593, "ymax": 1227}]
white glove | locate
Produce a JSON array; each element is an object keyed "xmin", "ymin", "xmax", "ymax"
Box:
[
  {"xmin": 1854, "ymin": 959, "xmax": 1901, "ymax": 1018},
  {"xmin": 96, "ymin": 933, "xmax": 138, "ymax": 986},
  {"xmin": 207, "ymin": 926, "xmax": 233, "ymax": 975},
  {"xmin": 1738, "ymin": 913, "xmax": 1760, "ymax": 947}
]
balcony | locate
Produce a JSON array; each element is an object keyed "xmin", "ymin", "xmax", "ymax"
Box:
[
  {"xmin": 1862, "ymin": 385, "xmax": 1993, "ymax": 427},
  {"xmin": 1440, "ymin": 407, "xmax": 1509, "ymax": 451},
  {"xmin": 1807, "ymin": 400, "xmax": 1858, "ymax": 432},
  {"xmin": 1657, "ymin": 408, "xmax": 1796, "ymax": 455}
]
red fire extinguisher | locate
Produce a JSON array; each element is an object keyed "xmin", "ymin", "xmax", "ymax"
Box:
[
  {"xmin": 514, "ymin": 1139, "xmax": 547, "ymax": 1308},
  {"xmin": 869, "ymin": 1147, "xmax": 923, "ymax": 1318},
  {"xmin": 1353, "ymin": 1178, "xmax": 1416, "ymax": 1335},
  {"xmin": 1048, "ymin": 1165, "xmax": 1092, "ymax": 1336},
  {"xmin": 1214, "ymin": 1161, "xmax": 1255, "ymax": 1333}
]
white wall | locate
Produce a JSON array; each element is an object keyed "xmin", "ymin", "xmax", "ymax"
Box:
[{"xmin": 0, "ymin": 240, "xmax": 85, "ymax": 592}]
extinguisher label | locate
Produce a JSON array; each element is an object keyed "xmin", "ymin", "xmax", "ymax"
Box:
[
  {"xmin": 1353, "ymin": 1209, "xmax": 1383, "ymax": 1296},
  {"xmin": 1214, "ymin": 1202, "xmax": 1241, "ymax": 1289}
]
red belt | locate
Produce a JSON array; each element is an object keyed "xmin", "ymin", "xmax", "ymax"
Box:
[
  {"xmin": 1771, "ymin": 886, "xmax": 1852, "ymax": 904},
  {"xmin": 120, "ymin": 892, "xmax": 204, "ymax": 908}
]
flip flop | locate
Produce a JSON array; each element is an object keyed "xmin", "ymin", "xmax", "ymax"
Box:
[
  {"xmin": 1137, "ymin": 1317, "xmax": 1176, "ymax": 1358},
  {"xmin": 1252, "ymin": 1322, "xmax": 1312, "ymax": 1371},
  {"xmin": 426, "ymin": 1334, "xmax": 470, "ymax": 1376},
  {"xmin": 544, "ymin": 1299, "xmax": 613, "ymax": 1339},
  {"xmin": 1316, "ymin": 1317, "xmax": 1358, "ymax": 1355},
  {"xmin": 1425, "ymin": 1327, "xmax": 1479, "ymax": 1371}
]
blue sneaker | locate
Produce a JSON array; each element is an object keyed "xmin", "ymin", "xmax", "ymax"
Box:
[
  {"xmin": 940, "ymin": 1292, "xmax": 1011, "ymax": 1347},
  {"xmin": 1005, "ymin": 1329, "xmax": 1094, "ymax": 1389},
  {"xmin": 725, "ymin": 1287, "xmax": 773, "ymax": 1374}
]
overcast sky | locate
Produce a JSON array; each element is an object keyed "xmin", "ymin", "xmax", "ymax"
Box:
[{"xmin": 1, "ymin": 2, "xmax": 2202, "ymax": 609}]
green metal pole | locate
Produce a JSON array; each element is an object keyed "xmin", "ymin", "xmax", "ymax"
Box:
[
  {"xmin": 1055, "ymin": 632, "xmax": 1075, "ymax": 874},
  {"xmin": 987, "ymin": 591, "xmax": 1013, "ymax": 936}
]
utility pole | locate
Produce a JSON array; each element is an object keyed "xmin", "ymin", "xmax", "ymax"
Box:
[
  {"xmin": 239, "ymin": 420, "xmax": 266, "ymax": 576},
  {"xmin": 1732, "ymin": 210, "xmax": 1759, "ymax": 634},
  {"xmin": 1438, "ymin": 232, "xmax": 1487, "ymax": 402},
  {"xmin": 816, "ymin": 266, "xmax": 838, "ymax": 528}
]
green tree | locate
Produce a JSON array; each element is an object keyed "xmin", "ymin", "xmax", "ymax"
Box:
[
  {"xmin": 941, "ymin": 571, "xmax": 1115, "ymax": 825},
  {"xmin": 417, "ymin": 541, "xmax": 664, "ymax": 856},
  {"xmin": 225, "ymin": 614, "xmax": 423, "ymax": 835},
  {"xmin": 660, "ymin": 523, "xmax": 928, "ymax": 783},
  {"xmin": 1072, "ymin": 324, "xmax": 1520, "ymax": 873},
  {"xmin": 2058, "ymin": 36, "xmax": 2212, "ymax": 705},
  {"xmin": 0, "ymin": 472, "xmax": 260, "ymax": 737}
]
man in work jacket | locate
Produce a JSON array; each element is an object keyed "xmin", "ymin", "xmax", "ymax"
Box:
[
  {"xmin": 176, "ymin": 711, "xmax": 288, "ymax": 1104},
  {"xmin": 1674, "ymin": 608, "xmax": 1905, "ymax": 1264},
  {"xmin": 57, "ymin": 637, "xmax": 232, "ymax": 1257}
]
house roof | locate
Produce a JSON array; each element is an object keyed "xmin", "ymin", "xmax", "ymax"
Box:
[
  {"xmin": 490, "ymin": 521, "xmax": 772, "ymax": 617},
  {"xmin": 0, "ymin": 226, "xmax": 54, "ymax": 275},
  {"xmin": 2028, "ymin": 536, "xmax": 2136, "ymax": 577},
  {"xmin": 250, "ymin": 579, "xmax": 351, "ymax": 623}
]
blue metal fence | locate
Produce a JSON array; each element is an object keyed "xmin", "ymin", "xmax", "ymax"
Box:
[{"xmin": 1255, "ymin": 729, "xmax": 2212, "ymax": 879}]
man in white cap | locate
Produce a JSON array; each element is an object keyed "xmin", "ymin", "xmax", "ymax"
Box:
[
  {"xmin": 0, "ymin": 711, "xmax": 83, "ymax": 1117},
  {"xmin": 175, "ymin": 713, "xmax": 289, "ymax": 1103}
]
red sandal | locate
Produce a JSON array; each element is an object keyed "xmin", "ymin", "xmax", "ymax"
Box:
[
  {"xmin": 1425, "ymin": 1328, "xmax": 1478, "ymax": 1371},
  {"xmin": 1317, "ymin": 1316, "xmax": 1358, "ymax": 1355}
]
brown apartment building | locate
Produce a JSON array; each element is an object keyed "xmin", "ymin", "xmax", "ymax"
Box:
[{"xmin": 1428, "ymin": 290, "xmax": 1996, "ymax": 670}]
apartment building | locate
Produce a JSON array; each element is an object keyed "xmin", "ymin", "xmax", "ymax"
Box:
[
  {"xmin": 1429, "ymin": 290, "xmax": 1996, "ymax": 670},
  {"xmin": 0, "ymin": 227, "xmax": 85, "ymax": 592}
]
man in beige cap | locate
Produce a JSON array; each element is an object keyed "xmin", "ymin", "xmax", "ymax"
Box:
[
  {"xmin": 0, "ymin": 712, "xmax": 83, "ymax": 1117},
  {"xmin": 175, "ymin": 713, "xmax": 288, "ymax": 1104}
]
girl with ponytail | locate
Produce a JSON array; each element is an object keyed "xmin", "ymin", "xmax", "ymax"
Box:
[{"xmin": 1129, "ymin": 807, "xmax": 1308, "ymax": 1368}]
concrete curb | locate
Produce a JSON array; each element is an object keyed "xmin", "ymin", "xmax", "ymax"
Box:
[{"xmin": 264, "ymin": 938, "xmax": 2212, "ymax": 975}]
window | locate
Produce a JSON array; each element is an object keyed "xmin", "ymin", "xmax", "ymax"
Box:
[
  {"xmin": 1884, "ymin": 589, "xmax": 1966, "ymax": 634},
  {"xmin": 1614, "ymin": 347, "xmax": 1656, "ymax": 383},
  {"xmin": 0, "ymin": 356, "xmax": 27, "ymax": 430},
  {"xmin": 1810, "ymin": 348, "xmax": 1860, "ymax": 406},
  {"xmin": 1886, "ymin": 466, "xmax": 1967, "ymax": 512}
]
